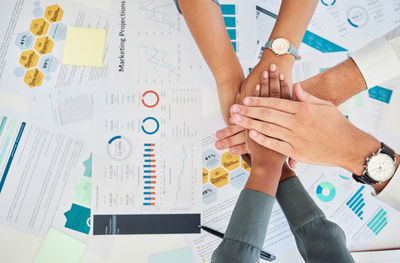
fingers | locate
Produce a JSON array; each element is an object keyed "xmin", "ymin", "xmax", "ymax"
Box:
[
  {"xmin": 280, "ymin": 74, "xmax": 291, "ymax": 100},
  {"xmin": 288, "ymin": 157, "xmax": 297, "ymax": 169},
  {"xmin": 229, "ymin": 144, "xmax": 248, "ymax": 155},
  {"xmin": 231, "ymin": 113, "xmax": 292, "ymax": 141},
  {"xmin": 294, "ymin": 83, "xmax": 331, "ymax": 105},
  {"xmin": 260, "ymin": 71, "xmax": 269, "ymax": 97},
  {"xmin": 216, "ymin": 125, "xmax": 244, "ymax": 140},
  {"xmin": 242, "ymin": 97, "xmax": 300, "ymax": 114},
  {"xmin": 268, "ymin": 64, "xmax": 281, "ymax": 98},
  {"xmin": 249, "ymin": 129, "xmax": 294, "ymax": 156},
  {"xmin": 215, "ymin": 130, "xmax": 246, "ymax": 150},
  {"xmin": 252, "ymin": 84, "xmax": 261, "ymax": 97},
  {"xmin": 231, "ymin": 105, "xmax": 294, "ymax": 129}
]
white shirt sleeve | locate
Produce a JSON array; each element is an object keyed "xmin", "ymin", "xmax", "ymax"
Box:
[
  {"xmin": 350, "ymin": 26, "xmax": 400, "ymax": 89},
  {"xmin": 373, "ymin": 168, "xmax": 400, "ymax": 211}
]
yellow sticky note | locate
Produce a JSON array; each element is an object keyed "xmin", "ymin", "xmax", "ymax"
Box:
[
  {"xmin": 63, "ymin": 27, "xmax": 106, "ymax": 67},
  {"xmin": 34, "ymin": 228, "xmax": 87, "ymax": 263}
]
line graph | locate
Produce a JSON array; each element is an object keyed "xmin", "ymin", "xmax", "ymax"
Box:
[
  {"xmin": 138, "ymin": 0, "xmax": 179, "ymax": 31},
  {"xmin": 174, "ymin": 144, "xmax": 187, "ymax": 205},
  {"xmin": 139, "ymin": 44, "xmax": 180, "ymax": 78}
]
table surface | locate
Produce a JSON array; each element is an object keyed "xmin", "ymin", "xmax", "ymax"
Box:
[{"xmin": 1, "ymin": 215, "xmax": 399, "ymax": 263}]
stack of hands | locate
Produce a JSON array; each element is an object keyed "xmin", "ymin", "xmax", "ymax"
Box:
[{"xmin": 215, "ymin": 59, "xmax": 381, "ymax": 189}]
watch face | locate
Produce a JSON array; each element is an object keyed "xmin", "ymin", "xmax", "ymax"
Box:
[
  {"xmin": 367, "ymin": 153, "xmax": 396, "ymax": 182},
  {"xmin": 271, "ymin": 38, "xmax": 290, "ymax": 55}
]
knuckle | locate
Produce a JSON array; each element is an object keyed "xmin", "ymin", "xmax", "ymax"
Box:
[
  {"xmin": 263, "ymin": 108, "xmax": 271, "ymax": 118},
  {"xmin": 262, "ymin": 123, "xmax": 271, "ymax": 134},
  {"xmin": 270, "ymin": 89, "xmax": 281, "ymax": 98}
]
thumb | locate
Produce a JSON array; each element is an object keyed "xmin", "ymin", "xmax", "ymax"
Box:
[{"xmin": 294, "ymin": 83, "xmax": 331, "ymax": 105}]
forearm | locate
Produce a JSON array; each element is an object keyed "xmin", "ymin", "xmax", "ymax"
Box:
[
  {"xmin": 277, "ymin": 177, "xmax": 354, "ymax": 263},
  {"xmin": 300, "ymin": 58, "xmax": 367, "ymax": 106},
  {"xmin": 178, "ymin": 0, "xmax": 243, "ymax": 86},
  {"xmin": 245, "ymin": 161, "xmax": 283, "ymax": 197},
  {"xmin": 271, "ymin": 0, "xmax": 318, "ymax": 48},
  {"xmin": 258, "ymin": 0, "xmax": 318, "ymax": 86}
]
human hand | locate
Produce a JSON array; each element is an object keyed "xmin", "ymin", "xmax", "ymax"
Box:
[
  {"xmin": 217, "ymin": 72, "xmax": 244, "ymax": 125},
  {"xmin": 231, "ymin": 84, "xmax": 381, "ymax": 174},
  {"xmin": 232, "ymin": 66, "xmax": 292, "ymax": 168},
  {"xmin": 238, "ymin": 49, "xmax": 294, "ymax": 103}
]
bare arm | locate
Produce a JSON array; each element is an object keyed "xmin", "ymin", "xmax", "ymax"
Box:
[
  {"xmin": 178, "ymin": 0, "xmax": 244, "ymax": 124},
  {"xmin": 300, "ymin": 58, "xmax": 367, "ymax": 106},
  {"xmin": 240, "ymin": 0, "xmax": 319, "ymax": 100}
]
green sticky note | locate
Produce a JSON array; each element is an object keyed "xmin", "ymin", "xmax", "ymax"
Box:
[
  {"xmin": 74, "ymin": 177, "xmax": 92, "ymax": 207},
  {"xmin": 63, "ymin": 27, "xmax": 106, "ymax": 67},
  {"xmin": 34, "ymin": 228, "xmax": 87, "ymax": 263},
  {"xmin": 149, "ymin": 247, "xmax": 192, "ymax": 263}
]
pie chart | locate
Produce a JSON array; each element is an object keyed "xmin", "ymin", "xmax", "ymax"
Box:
[{"xmin": 316, "ymin": 182, "xmax": 336, "ymax": 202}]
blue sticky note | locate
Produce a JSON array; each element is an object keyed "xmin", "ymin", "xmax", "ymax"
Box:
[
  {"xmin": 149, "ymin": 247, "xmax": 192, "ymax": 263},
  {"xmin": 64, "ymin": 203, "xmax": 91, "ymax": 234}
]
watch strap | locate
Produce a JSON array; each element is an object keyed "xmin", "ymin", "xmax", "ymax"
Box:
[
  {"xmin": 352, "ymin": 173, "xmax": 379, "ymax": 185},
  {"xmin": 288, "ymin": 45, "xmax": 300, "ymax": 60},
  {"xmin": 264, "ymin": 40, "xmax": 272, "ymax": 49},
  {"xmin": 381, "ymin": 142, "xmax": 395, "ymax": 160}
]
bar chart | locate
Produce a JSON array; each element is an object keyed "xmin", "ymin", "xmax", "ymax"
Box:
[
  {"xmin": 367, "ymin": 208, "xmax": 389, "ymax": 235},
  {"xmin": 221, "ymin": 4, "xmax": 237, "ymax": 52},
  {"xmin": 143, "ymin": 143, "xmax": 156, "ymax": 206},
  {"xmin": 345, "ymin": 185, "xmax": 365, "ymax": 220}
]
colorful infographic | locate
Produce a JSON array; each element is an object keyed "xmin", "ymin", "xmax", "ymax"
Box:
[{"xmin": 14, "ymin": 3, "xmax": 66, "ymax": 88}]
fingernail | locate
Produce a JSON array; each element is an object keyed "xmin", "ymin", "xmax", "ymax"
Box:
[
  {"xmin": 250, "ymin": 130, "xmax": 258, "ymax": 137},
  {"xmin": 217, "ymin": 141, "xmax": 225, "ymax": 147},
  {"xmin": 243, "ymin": 97, "xmax": 251, "ymax": 105},
  {"xmin": 279, "ymin": 73, "xmax": 284, "ymax": 80},
  {"xmin": 255, "ymin": 84, "xmax": 260, "ymax": 91},
  {"xmin": 231, "ymin": 147, "xmax": 237, "ymax": 153},
  {"xmin": 233, "ymin": 114, "xmax": 243, "ymax": 122},
  {"xmin": 263, "ymin": 71, "xmax": 268, "ymax": 79},
  {"xmin": 231, "ymin": 104, "xmax": 240, "ymax": 113},
  {"xmin": 270, "ymin": 64, "xmax": 277, "ymax": 72},
  {"xmin": 216, "ymin": 130, "xmax": 225, "ymax": 138}
]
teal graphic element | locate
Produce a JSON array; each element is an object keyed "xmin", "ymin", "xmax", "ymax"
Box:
[
  {"xmin": 316, "ymin": 182, "xmax": 336, "ymax": 202},
  {"xmin": 64, "ymin": 204, "xmax": 91, "ymax": 234},
  {"xmin": 368, "ymin": 86, "xmax": 393, "ymax": 104},
  {"xmin": 339, "ymin": 175, "xmax": 350, "ymax": 180},
  {"xmin": 83, "ymin": 153, "xmax": 92, "ymax": 178},
  {"xmin": 302, "ymin": 31, "xmax": 347, "ymax": 53},
  {"xmin": 74, "ymin": 178, "xmax": 91, "ymax": 207}
]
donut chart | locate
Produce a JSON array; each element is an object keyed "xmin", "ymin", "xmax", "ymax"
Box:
[
  {"xmin": 316, "ymin": 182, "xmax": 336, "ymax": 202},
  {"xmin": 142, "ymin": 90, "xmax": 159, "ymax": 108},
  {"xmin": 347, "ymin": 6, "xmax": 369, "ymax": 28}
]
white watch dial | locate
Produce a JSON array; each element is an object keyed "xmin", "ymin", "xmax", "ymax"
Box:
[
  {"xmin": 366, "ymin": 153, "xmax": 396, "ymax": 182},
  {"xmin": 271, "ymin": 38, "xmax": 290, "ymax": 55}
]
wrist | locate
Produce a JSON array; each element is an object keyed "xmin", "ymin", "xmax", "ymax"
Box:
[
  {"xmin": 260, "ymin": 48, "xmax": 295, "ymax": 68},
  {"xmin": 342, "ymin": 132, "xmax": 381, "ymax": 175},
  {"xmin": 280, "ymin": 163, "xmax": 296, "ymax": 182},
  {"xmin": 245, "ymin": 162, "xmax": 283, "ymax": 197}
]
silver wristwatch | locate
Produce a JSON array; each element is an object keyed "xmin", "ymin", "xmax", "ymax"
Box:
[{"xmin": 352, "ymin": 142, "xmax": 397, "ymax": 185}]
